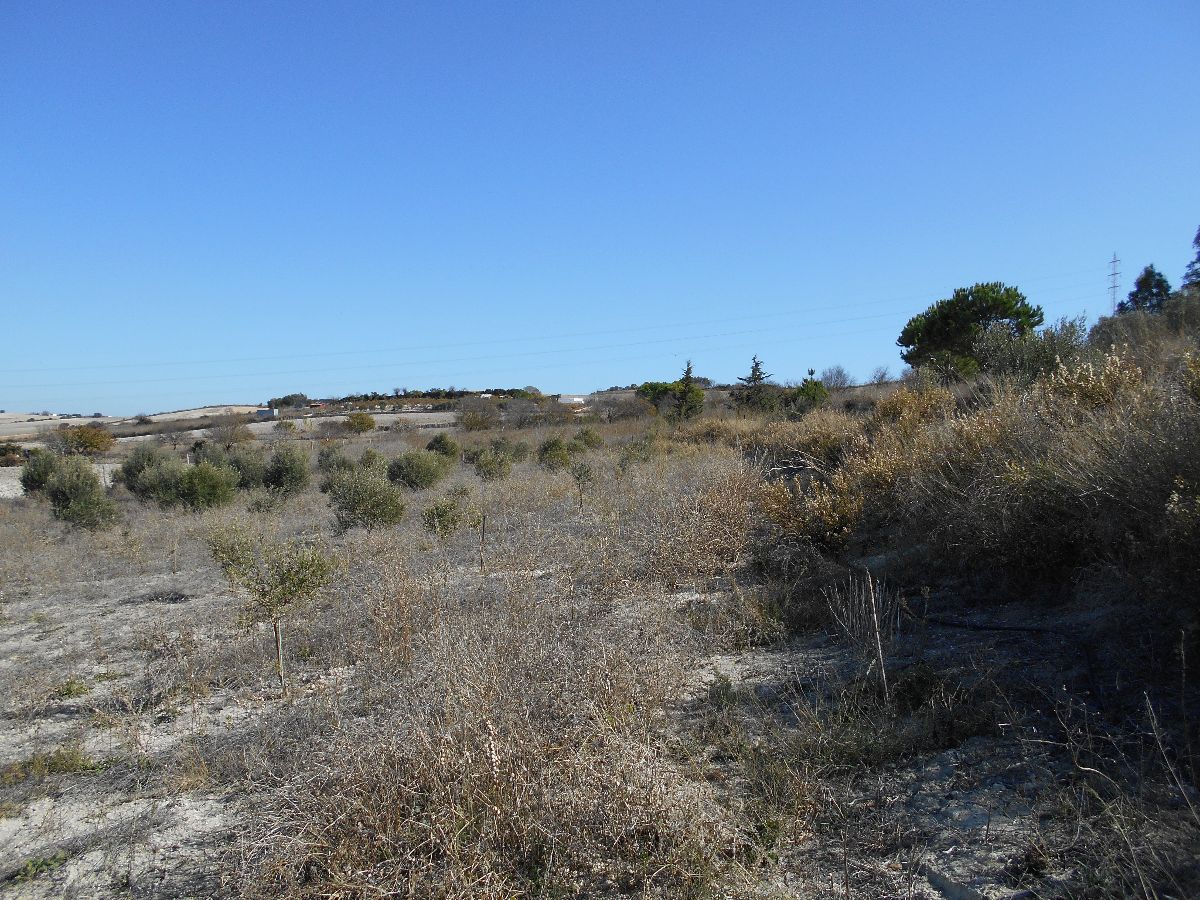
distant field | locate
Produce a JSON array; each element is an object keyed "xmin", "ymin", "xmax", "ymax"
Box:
[
  {"xmin": 113, "ymin": 410, "xmax": 457, "ymax": 445},
  {"xmin": 0, "ymin": 408, "xmax": 456, "ymax": 442},
  {"xmin": 0, "ymin": 406, "xmax": 266, "ymax": 440}
]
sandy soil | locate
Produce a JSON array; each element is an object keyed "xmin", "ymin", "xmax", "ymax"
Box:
[{"xmin": 0, "ymin": 567, "xmax": 240, "ymax": 897}]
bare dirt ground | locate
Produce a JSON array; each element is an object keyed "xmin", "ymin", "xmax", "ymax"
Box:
[
  {"xmin": 0, "ymin": 565, "xmax": 236, "ymax": 897},
  {"xmin": 5, "ymin": 561, "xmax": 1188, "ymax": 898}
]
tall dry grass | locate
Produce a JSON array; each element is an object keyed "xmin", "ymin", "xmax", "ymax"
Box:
[{"xmin": 760, "ymin": 347, "xmax": 1200, "ymax": 603}]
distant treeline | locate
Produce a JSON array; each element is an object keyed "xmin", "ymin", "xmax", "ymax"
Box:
[{"xmin": 268, "ymin": 387, "xmax": 541, "ymax": 409}]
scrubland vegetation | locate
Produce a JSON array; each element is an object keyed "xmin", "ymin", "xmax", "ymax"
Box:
[{"xmin": 2, "ymin": 278, "xmax": 1200, "ymax": 897}]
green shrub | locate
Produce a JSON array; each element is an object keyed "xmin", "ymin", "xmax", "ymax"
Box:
[
  {"xmin": 568, "ymin": 460, "xmax": 594, "ymax": 509},
  {"xmin": 422, "ymin": 496, "xmax": 464, "ymax": 540},
  {"xmin": 274, "ymin": 419, "xmax": 297, "ymax": 434},
  {"xmin": 0, "ymin": 442, "xmax": 24, "ymax": 466},
  {"xmin": 20, "ymin": 451, "xmax": 61, "ymax": 494},
  {"xmin": 617, "ymin": 436, "xmax": 662, "ymax": 471},
  {"xmin": 973, "ymin": 316, "xmax": 1090, "ymax": 384},
  {"xmin": 537, "ymin": 437, "xmax": 572, "ymax": 471},
  {"xmin": 45, "ymin": 457, "xmax": 117, "ymax": 529},
  {"xmin": 359, "ymin": 447, "xmax": 386, "ymax": 471},
  {"xmin": 426, "ymin": 433, "xmax": 460, "ymax": 459},
  {"xmin": 117, "ymin": 444, "xmax": 167, "ymax": 490},
  {"xmin": 191, "ymin": 441, "xmax": 229, "ymax": 469},
  {"xmin": 206, "ymin": 524, "xmax": 336, "ymax": 696},
  {"xmin": 488, "ymin": 436, "xmax": 530, "ymax": 463},
  {"xmin": 327, "ymin": 469, "xmax": 407, "ymax": 532},
  {"xmin": 345, "ymin": 411, "xmax": 376, "ymax": 434},
  {"xmin": 387, "ymin": 450, "xmax": 451, "ymax": 491},
  {"xmin": 226, "ymin": 444, "xmax": 267, "ymax": 489},
  {"xmin": 782, "ymin": 376, "xmax": 830, "ymax": 418},
  {"xmin": 574, "ymin": 427, "xmax": 604, "ymax": 449},
  {"xmin": 473, "ymin": 448, "xmax": 513, "ymax": 482},
  {"xmin": 264, "ymin": 445, "xmax": 311, "ymax": 494},
  {"xmin": 178, "ymin": 461, "xmax": 239, "ymax": 509},
  {"xmin": 132, "ymin": 458, "xmax": 189, "ymax": 506},
  {"xmin": 317, "ymin": 443, "xmax": 354, "ymax": 474}
]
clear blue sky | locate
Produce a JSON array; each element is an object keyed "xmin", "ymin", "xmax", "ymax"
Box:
[{"xmin": 3, "ymin": 1, "xmax": 1197, "ymax": 414}]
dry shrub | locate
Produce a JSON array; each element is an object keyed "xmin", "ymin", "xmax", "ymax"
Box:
[
  {"xmin": 869, "ymin": 383, "xmax": 955, "ymax": 431},
  {"xmin": 749, "ymin": 389, "xmax": 950, "ymax": 549},
  {"xmin": 236, "ymin": 553, "xmax": 737, "ymax": 898},
  {"xmin": 246, "ymin": 714, "xmax": 726, "ymax": 898},
  {"xmin": 742, "ymin": 411, "xmax": 864, "ymax": 471},
  {"xmin": 48, "ymin": 423, "xmax": 116, "ymax": 455},
  {"xmin": 586, "ymin": 446, "xmax": 762, "ymax": 591},
  {"xmin": 1181, "ymin": 352, "xmax": 1200, "ymax": 401},
  {"xmin": 1037, "ymin": 345, "xmax": 1145, "ymax": 410},
  {"xmin": 904, "ymin": 367, "xmax": 1200, "ymax": 590},
  {"xmin": 759, "ymin": 418, "xmax": 930, "ymax": 549},
  {"xmin": 761, "ymin": 474, "xmax": 862, "ymax": 549},
  {"xmin": 823, "ymin": 574, "xmax": 902, "ymax": 699},
  {"xmin": 677, "ymin": 411, "xmax": 866, "ymax": 474},
  {"xmin": 676, "ymin": 417, "xmax": 758, "ymax": 448},
  {"xmin": 761, "ymin": 349, "xmax": 1200, "ymax": 599}
]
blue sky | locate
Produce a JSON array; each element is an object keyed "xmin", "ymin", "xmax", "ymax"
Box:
[{"xmin": 3, "ymin": 1, "xmax": 1197, "ymax": 414}]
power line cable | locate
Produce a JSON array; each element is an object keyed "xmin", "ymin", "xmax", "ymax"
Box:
[
  {"xmin": 4, "ymin": 286, "xmax": 1104, "ymax": 391},
  {"xmin": 0, "ymin": 267, "xmax": 1106, "ymax": 375}
]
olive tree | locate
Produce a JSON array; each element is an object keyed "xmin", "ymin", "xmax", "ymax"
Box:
[
  {"xmin": 50, "ymin": 424, "xmax": 115, "ymax": 455},
  {"xmin": 207, "ymin": 421, "xmax": 255, "ymax": 451},
  {"xmin": 207, "ymin": 525, "xmax": 336, "ymax": 697},
  {"xmin": 45, "ymin": 456, "xmax": 118, "ymax": 529},
  {"xmin": 473, "ymin": 448, "xmax": 512, "ymax": 572},
  {"xmin": 327, "ymin": 468, "xmax": 407, "ymax": 532},
  {"xmin": 568, "ymin": 460, "xmax": 593, "ymax": 511}
]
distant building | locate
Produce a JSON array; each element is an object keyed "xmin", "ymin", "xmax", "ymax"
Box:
[
  {"xmin": 556, "ymin": 395, "xmax": 588, "ymax": 405},
  {"xmin": 254, "ymin": 408, "xmax": 277, "ymax": 419}
]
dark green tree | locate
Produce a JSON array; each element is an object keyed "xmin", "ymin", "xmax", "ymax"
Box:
[
  {"xmin": 732, "ymin": 355, "xmax": 779, "ymax": 413},
  {"xmin": 1180, "ymin": 227, "xmax": 1200, "ymax": 293},
  {"xmin": 897, "ymin": 282, "xmax": 1043, "ymax": 371},
  {"xmin": 1118, "ymin": 265, "xmax": 1171, "ymax": 314},
  {"xmin": 671, "ymin": 360, "xmax": 705, "ymax": 421},
  {"xmin": 782, "ymin": 369, "xmax": 829, "ymax": 417}
]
